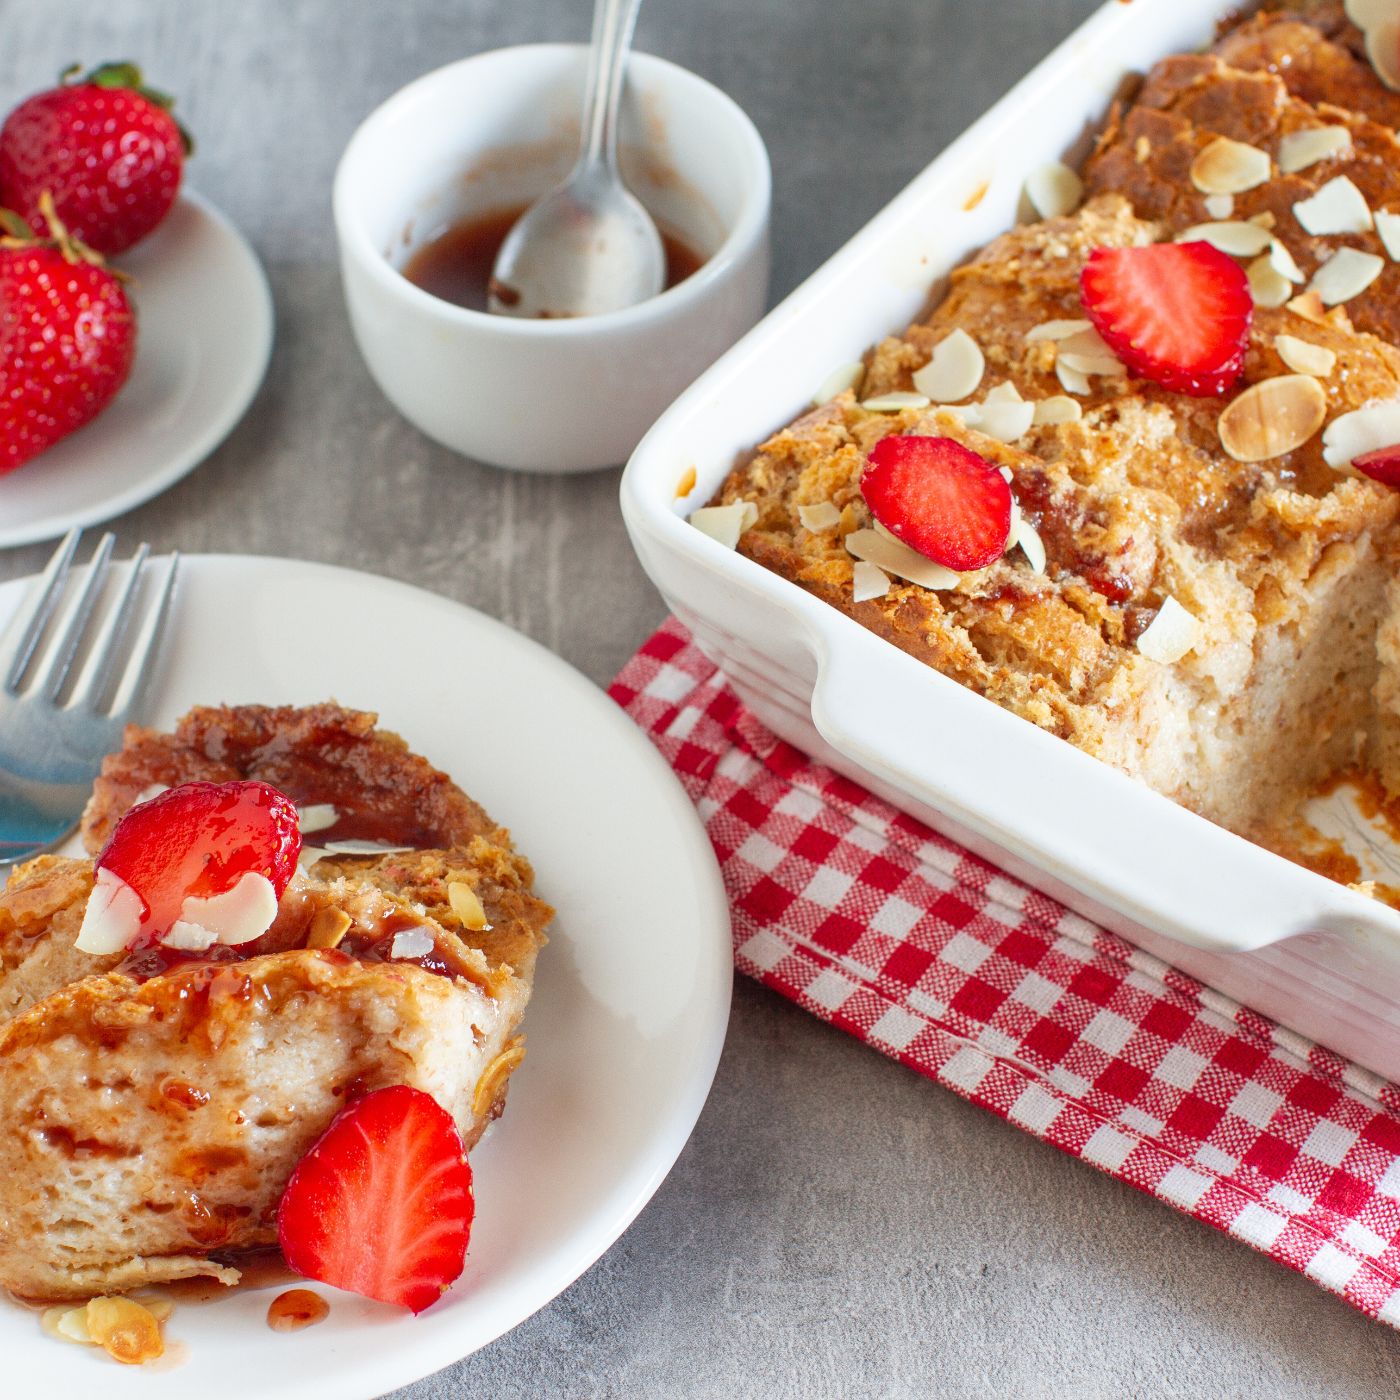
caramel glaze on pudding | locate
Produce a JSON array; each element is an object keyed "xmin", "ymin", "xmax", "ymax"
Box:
[
  {"xmin": 704, "ymin": 1, "xmax": 1400, "ymax": 897},
  {"xmin": 0, "ymin": 703, "xmax": 552, "ymax": 1302}
]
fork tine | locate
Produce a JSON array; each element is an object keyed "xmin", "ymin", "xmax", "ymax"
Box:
[
  {"xmin": 30, "ymin": 532, "xmax": 116, "ymax": 701},
  {"xmin": 0, "ymin": 527, "xmax": 81, "ymax": 691},
  {"xmin": 68, "ymin": 542, "xmax": 151, "ymax": 711},
  {"xmin": 107, "ymin": 551, "xmax": 179, "ymax": 718}
]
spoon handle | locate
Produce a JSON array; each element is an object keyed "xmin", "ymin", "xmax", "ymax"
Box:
[{"xmin": 578, "ymin": 0, "xmax": 644, "ymax": 173}]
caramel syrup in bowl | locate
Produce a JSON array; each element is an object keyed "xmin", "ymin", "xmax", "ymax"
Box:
[{"xmin": 402, "ymin": 204, "xmax": 705, "ymax": 314}]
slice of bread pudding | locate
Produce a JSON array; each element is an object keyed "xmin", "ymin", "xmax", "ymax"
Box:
[
  {"xmin": 702, "ymin": 6, "xmax": 1400, "ymax": 880},
  {"xmin": 0, "ymin": 705, "xmax": 551, "ymax": 1301}
]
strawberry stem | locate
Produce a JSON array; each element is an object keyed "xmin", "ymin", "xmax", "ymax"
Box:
[{"xmin": 0, "ymin": 193, "xmax": 126, "ymax": 277}]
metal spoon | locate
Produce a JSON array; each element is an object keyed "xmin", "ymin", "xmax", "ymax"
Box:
[{"xmin": 487, "ymin": 0, "xmax": 664, "ymax": 319}]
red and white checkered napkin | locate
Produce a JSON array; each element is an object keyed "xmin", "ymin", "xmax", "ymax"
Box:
[{"xmin": 611, "ymin": 618, "xmax": 1400, "ymax": 1325}]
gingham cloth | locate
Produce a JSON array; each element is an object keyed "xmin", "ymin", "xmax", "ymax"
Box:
[{"xmin": 610, "ymin": 618, "xmax": 1400, "ymax": 1326}]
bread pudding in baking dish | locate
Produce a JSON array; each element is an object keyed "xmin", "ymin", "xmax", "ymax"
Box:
[
  {"xmin": 0, "ymin": 703, "xmax": 551, "ymax": 1312},
  {"xmin": 697, "ymin": 1, "xmax": 1400, "ymax": 890}
]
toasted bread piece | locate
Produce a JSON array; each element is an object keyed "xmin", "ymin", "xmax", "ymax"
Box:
[{"xmin": 0, "ymin": 705, "xmax": 552, "ymax": 1300}]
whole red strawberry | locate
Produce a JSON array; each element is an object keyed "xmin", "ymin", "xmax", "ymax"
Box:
[
  {"xmin": 0, "ymin": 61, "xmax": 189, "ymax": 255},
  {"xmin": 0, "ymin": 198, "xmax": 136, "ymax": 474}
]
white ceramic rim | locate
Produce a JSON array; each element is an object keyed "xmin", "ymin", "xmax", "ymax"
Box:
[
  {"xmin": 0, "ymin": 190, "xmax": 274, "ymax": 551},
  {"xmin": 331, "ymin": 44, "xmax": 772, "ymax": 339}
]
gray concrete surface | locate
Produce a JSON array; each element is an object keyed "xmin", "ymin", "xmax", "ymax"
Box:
[{"xmin": 5, "ymin": 0, "xmax": 1400, "ymax": 1394}]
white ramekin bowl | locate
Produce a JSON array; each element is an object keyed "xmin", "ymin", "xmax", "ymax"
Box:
[{"xmin": 333, "ymin": 44, "xmax": 770, "ymax": 472}]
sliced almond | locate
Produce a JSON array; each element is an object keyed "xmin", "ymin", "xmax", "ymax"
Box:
[
  {"xmin": 1032, "ymin": 395, "xmax": 1083, "ymax": 425},
  {"xmin": 1175, "ymin": 221, "xmax": 1274, "ymax": 256},
  {"xmin": 296, "ymin": 803, "xmax": 339, "ymax": 835},
  {"xmin": 1274, "ymin": 334, "xmax": 1336, "ymax": 377},
  {"xmin": 1322, "ymin": 401, "xmax": 1400, "ymax": 468},
  {"xmin": 1366, "ymin": 17, "xmax": 1400, "ymax": 92},
  {"xmin": 978, "ymin": 398, "xmax": 1036, "ymax": 443},
  {"xmin": 690, "ymin": 501, "xmax": 757, "ymax": 550},
  {"xmin": 86, "ymin": 1296, "xmax": 164, "ymax": 1365},
  {"xmin": 1287, "ymin": 289, "xmax": 1329, "ymax": 323},
  {"xmin": 1055, "ymin": 359, "xmax": 1091, "ymax": 396},
  {"xmin": 797, "ymin": 501, "xmax": 841, "ymax": 533},
  {"xmin": 1136, "ymin": 596, "xmax": 1203, "ymax": 665},
  {"xmin": 41, "ymin": 1307, "xmax": 92, "ymax": 1345},
  {"xmin": 138, "ymin": 1297, "xmax": 175, "ymax": 1323},
  {"xmin": 306, "ymin": 907, "xmax": 351, "ymax": 950},
  {"xmin": 1190, "ymin": 136, "xmax": 1271, "ymax": 195},
  {"xmin": 1217, "ymin": 374, "xmax": 1327, "ymax": 462},
  {"xmin": 844, "ymin": 528, "xmax": 962, "ymax": 590},
  {"xmin": 1247, "ymin": 254, "xmax": 1292, "ymax": 308},
  {"xmin": 448, "ymin": 879, "xmax": 490, "ymax": 931},
  {"xmin": 1011, "ymin": 517, "xmax": 1047, "ymax": 575},
  {"xmin": 472, "ymin": 1038, "xmax": 527, "ymax": 1119},
  {"xmin": 851, "ymin": 560, "xmax": 892, "ymax": 602},
  {"xmin": 984, "ymin": 380, "xmax": 1023, "ymax": 404},
  {"xmin": 1204, "ymin": 193, "xmax": 1235, "ymax": 220},
  {"xmin": 940, "ymin": 402, "xmax": 983, "ymax": 430},
  {"xmin": 1347, "ymin": 0, "xmax": 1393, "ymax": 27},
  {"xmin": 1249, "ymin": 210, "xmax": 1278, "ymax": 231},
  {"xmin": 1024, "ymin": 318, "xmax": 1092, "ymax": 343},
  {"xmin": 1024, "ymin": 162, "xmax": 1083, "ymax": 219},
  {"xmin": 996, "ymin": 465, "xmax": 1014, "ymax": 483},
  {"xmin": 1277, "ymin": 125, "xmax": 1353, "ymax": 174},
  {"xmin": 1293, "ymin": 175, "xmax": 1373, "ymax": 236},
  {"xmin": 1308, "ymin": 247, "xmax": 1385, "ymax": 304},
  {"xmin": 911, "ymin": 328, "xmax": 985, "ymax": 403},
  {"xmin": 813, "ymin": 360, "xmax": 865, "ymax": 406},
  {"xmin": 1057, "ymin": 326, "xmax": 1125, "ymax": 377},
  {"xmin": 1268, "ymin": 238, "xmax": 1305, "ymax": 284},
  {"xmin": 1376, "ymin": 209, "xmax": 1400, "ymax": 261},
  {"xmin": 860, "ymin": 391, "xmax": 931, "ymax": 412}
]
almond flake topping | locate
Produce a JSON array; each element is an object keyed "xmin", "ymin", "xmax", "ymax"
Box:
[
  {"xmin": 1217, "ymin": 374, "xmax": 1327, "ymax": 462},
  {"xmin": 1190, "ymin": 137, "xmax": 1271, "ymax": 195},
  {"xmin": 911, "ymin": 328, "xmax": 985, "ymax": 403},
  {"xmin": 1174, "ymin": 221, "xmax": 1273, "ymax": 256},
  {"xmin": 297, "ymin": 803, "xmax": 339, "ymax": 834},
  {"xmin": 1055, "ymin": 359, "xmax": 1091, "ymax": 396},
  {"xmin": 1346, "ymin": 0, "xmax": 1393, "ymax": 27},
  {"xmin": 448, "ymin": 880, "xmax": 491, "ymax": 930},
  {"xmin": 390, "ymin": 926, "xmax": 435, "ymax": 960},
  {"xmin": 797, "ymin": 501, "xmax": 842, "ymax": 532},
  {"xmin": 1025, "ymin": 318, "xmax": 1092, "ymax": 343},
  {"xmin": 1308, "ymin": 247, "xmax": 1385, "ymax": 305},
  {"xmin": 1293, "ymin": 175, "xmax": 1373, "ymax": 236},
  {"xmin": 851, "ymin": 560, "xmax": 892, "ymax": 602},
  {"xmin": 1136, "ymin": 597, "xmax": 1203, "ymax": 665},
  {"xmin": 978, "ymin": 396, "xmax": 1036, "ymax": 444},
  {"xmin": 845, "ymin": 527, "xmax": 961, "ymax": 591},
  {"xmin": 1274, "ymin": 334, "xmax": 1336, "ymax": 377},
  {"xmin": 1268, "ymin": 239, "xmax": 1306, "ymax": 284},
  {"xmin": 1366, "ymin": 16, "xmax": 1400, "ymax": 91},
  {"xmin": 813, "ymin": 360, "xmax": 865, "ymax": 406},
  {"xmin": 1247, "ymin": 255, "xmax": 1292, "ymax": 308},
  {"xmin": 1277, "ymin": 126, "xmax": 1353, "ymax": 174},
  {"xmin": 1322, "ymin": 401, "xmax": 1400, "ymax": 468},
  {"xmin": 1032, "ymin": 395, "xmax": 1083, "ymax": 425},
  {"xmin": 1287, "ymin": 289, "xmax": 1329, "ymax": 323},
  {"xmin": 1204, "ymin": 194, "xmax": 1235, "ymax": 220},
  {"xmin": 1376, "ymin": 210, "xmax": 1400, "ymax": 261},
  {"xmin": 690, "ymin": 501, "xmax": 758, "ymax": 549},
  {"xmin": 860, "ymin": 391, "xmax": 932, "ymax": 412},
  {"xmin": 1010, "ymin": 516, "xmax": 1047, "ymax": 575},
  {"xmin": 1024, "ymin": 162, "xmax": 1083, "ymax": 220},
  {"xmin": 1055, "ymin": 326, "xmax": 1125, "ymax": 377}
]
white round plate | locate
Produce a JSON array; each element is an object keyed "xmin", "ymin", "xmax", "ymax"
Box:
[
  {"xmin": 0, "ymin": 556, "xmax": 732, "ymax": 1398},
  {"xmin": 0, "ymin": 193, "xmax": 274, "ymax": 549}
]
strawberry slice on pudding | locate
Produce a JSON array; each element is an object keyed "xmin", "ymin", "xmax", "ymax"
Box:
[{"xmin": 75, "ymin": 780, "xmax": 302, "ymax": 955}]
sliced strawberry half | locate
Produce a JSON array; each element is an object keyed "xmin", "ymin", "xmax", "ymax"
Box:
[
  {"xmin": 860, "ymin": 434, "xmax": 1013, "ymax": 572},
  {"xmin": 277, "ymin": 1085, "xmax": 474, "ymax": 1314},
  {"xmin": 1079, "ymin": 241, "xmax": 1252, "ymax": 397},
  {"xmin": 76, "ymin": 780, "xmax": 301, "ymax": 953},
  {"xmin": 1353, "ymin": 444, "xmax": 1400, "ymax": 487}
]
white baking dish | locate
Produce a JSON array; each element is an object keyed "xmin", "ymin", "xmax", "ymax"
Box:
[{"xmin": 620, "ymin": 0, "xmax": 1400, "ymax": 1082}]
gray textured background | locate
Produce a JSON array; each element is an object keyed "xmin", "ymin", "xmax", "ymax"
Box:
[{"xmin": 6, "ymin": 0, "xmax": 1400, "ymax": 1395}]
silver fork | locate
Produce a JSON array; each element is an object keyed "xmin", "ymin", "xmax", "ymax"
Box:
[{"xmin": 0, "ymin": 528, "xmax": 178, "ymax": 866}]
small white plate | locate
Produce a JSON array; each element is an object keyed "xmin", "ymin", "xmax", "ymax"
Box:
[
  {"xmin": 0, "ymin": 556, "xmax": 732, "ymax": 1398},
  {"xmin": 0, "ymin": 193, "xmax": 274, "ymax": 549}
]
